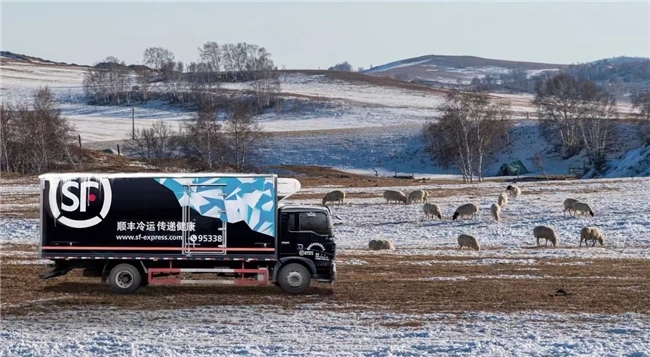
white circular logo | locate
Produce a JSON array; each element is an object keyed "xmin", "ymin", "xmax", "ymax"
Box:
[
  {"xmin": 48, "ymin": 178, "xmax": 112, "ymax": 229},
  {"xmin": 189, "ymin": 234, "xmax": 197, "ymax": 242},
  {"xmin": 306, "ymin": 243, "xmax": 325, "ymax": 251}
]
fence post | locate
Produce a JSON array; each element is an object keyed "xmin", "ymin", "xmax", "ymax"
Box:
[
  {"xmin": 117, "ymin": 144, "xmax": 120, "ymax": 155},
  {"xmin": 78, "ymin": 134, "xmax": 82, "ymax": 148}
]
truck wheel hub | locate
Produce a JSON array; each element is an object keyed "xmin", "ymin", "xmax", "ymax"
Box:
[
  {"xmin": 116, "ymin": 271, "xmax": 133, "ymax": 288},
  {"xmin": 287, "ymin": 271, "xmax": 303, "ymax": 287}
]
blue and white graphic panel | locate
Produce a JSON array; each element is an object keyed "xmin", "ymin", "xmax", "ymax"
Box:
[{"xmin": 155, "ymin": 176, "xmax": 276, "ymax": 237}]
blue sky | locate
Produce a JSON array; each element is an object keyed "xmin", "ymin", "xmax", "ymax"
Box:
[{"xmin": 2, "ymin": 1, "xmax": 649, "ymax": 69}]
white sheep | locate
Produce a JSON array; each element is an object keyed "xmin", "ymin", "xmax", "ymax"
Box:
[
  {"xmin": 423, "ymin": 203, "xmax": 442, "ymax": 220},
  {"xmin": 383, "ymin": 189, "xmax": 408, "ymax": 204},
  {"xmin": 497, "ymin": 193, "xmax": 508, "ymax": 208},
  {"xmin": 580, "ymin": 227, "xmax": 604, "ymax": 247},
  {"xmin": 533, "ymin": 225, "xmax": 558, "ymax": 247},
  {"xmin": 563, "ymin": 198, "xmax": 579, "ymax": 217},
  {"xmin": 452, "ymin": 203, "xmax": 479, "ymax": 221},
  {"xmin": 368, "ymin": 239, "xmax": 395, "ymax": 250},
  {"xmin": 506, "ymin": 185, "xmax": 521, "ymax": 199},
  {"xmin": 571, "ymin": 201, "xmax": 594, "ymax": 217},
  {"xmin": 322, "ymin": 190, "xmax": 345, "ymax": 206},
  {"xmin": 408, "ymin": 189, "xmax": 428, "ymax": 204},
  {"xmin": 457, "ymin": 234, "xmax": 481, "ymax": 251},
  {"xmin": 490, "ymin": 203, "xmax": 501, "ymax": 221}
]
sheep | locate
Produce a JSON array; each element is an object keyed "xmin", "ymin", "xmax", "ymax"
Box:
[
  {"xmin": 571, "ymin": 201, "xmax": 594, "ymax": 217},
  {"xmin": 497, "ymin": 192, "xmax": 508, "ymax": 208},
  {"xmin": 506, "ymin": 185, "xmax": 521, "ymax": 199},
  {"xmin": 533, "ymin": 225, "xmax": 558, "ymax": 247},
  {"xmin": 408, "ymin": 189, "xmax": 428, "ymax": 204},
  {"xmin": 322, "ymin": 190, "xmax": 345, "ymax": 206},
  {"xmin": 490, "ymin": 203, "xmax": 501, "ymax": 221},
  {"xmin": 580, "ymin": 227, "xmax": 604, "ymax": 247},
  {"xmin": 452, "ymin": 203, "xmax": 479, "ymax": 221},
  {"xmin": 423, "ymin": 203, "xmax": 442, "ymax": 220},
  {"xmin": 383, "ymin": 189, "xmax": 408, "ymax": 204},
  {"xmin": 563, "ymin": 198, "xmax": 579, "ymax": 217},
  {"xmin": 458, "ymin": 234, "xmax": 481, "ymax": 251},
  {"xmin": 368, "ymin": 239, "xmax": 395, "ymax": 250}
]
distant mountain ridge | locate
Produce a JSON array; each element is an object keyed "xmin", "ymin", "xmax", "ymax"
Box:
[
  {"xmin": 364, "ymin": 53, "xmax": 650, "ymax": 96},
  {"xmin": 0, "ymin": 50, "xmax": 88, "ymax": 67}
]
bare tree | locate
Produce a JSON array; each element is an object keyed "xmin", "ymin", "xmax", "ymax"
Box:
[
  {"xmin": 180, "ymin": 104, "xmax": 227, "ymax": 170},
  {"xmin": 0, "ymin": 87, "xmax": 75, "ymax": 174},
  {"xmin": 134, "ymin": 66, "xmax": 152, "ymax": 101},
  {"xmin": 143, "ymin": 47, "xmax": 176, "ymax": 71},
  {"xmin": 223, "ymin": 103, "xmax": 265, "ymax": 171},
  {"xmin": 631, "ymin": 91, "xmax": 650, "ymax": 121},
  {"xmin": 423, "ymin": 90, "xmax": 512, "ymax": 182},
  {"xmin": 221, "ymin": 43, "xmax": 250, "ymax": 79},
  {"xmin": 124, "ymin": 120, "xmax": 179, "ymax": 165},
  {"xmin": 199, "ymin": 41, "xmax": 222, "ymax": 73},
  {"xmin": 246, "ymin": 47, "xmax": 280, "ymax": 112},
  {"xmin": 165, "ymin": 61, "xmax": 187, "ymax": 104},
  {"xmin": 82, "ymin": 56, "xmax": 130, "ymax": 104},
  {"xmin": 533, "ymin": 74, "xmax": 588, "ymax": 158},
  {"xmin": 220, "ymin": 43, "xmax": 280, "ymax": 111},
  {"xmin": 576, "ymin": 84, "xmax": 618, "ymax": 170},
  {"xmin": 534, "ymin": 73, "xmax": 619, "ymax": 170}
]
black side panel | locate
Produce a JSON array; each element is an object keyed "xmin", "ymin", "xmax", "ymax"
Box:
[{"xmin": 41, "ymin": 177, "xmax": 275, "ymax": 256}]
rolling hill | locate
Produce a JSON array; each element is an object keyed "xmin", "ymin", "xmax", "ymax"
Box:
[
  {"xmin": 0, "ymin": 50, "xmax": 645, "ymax": 178},
  {"xmin": 362, "ymin": 54, "xmax": 566, "ymax": 85}
]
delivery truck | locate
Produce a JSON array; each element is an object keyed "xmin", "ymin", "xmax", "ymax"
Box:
[{"xmin": 38, "ymin": 173, "xmax": 336, "ymax": 294}]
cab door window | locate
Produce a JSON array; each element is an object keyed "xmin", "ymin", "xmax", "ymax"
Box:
[{"xmin": 298, "ymin": 212, "xmax": 331, "ymax": 236}]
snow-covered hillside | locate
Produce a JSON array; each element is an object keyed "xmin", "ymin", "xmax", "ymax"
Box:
[
  {"xmin": 0, "ymin": 58, "xmax": 645, "ymax": 178},
  {"xmin": 363, "ymin": 54, "xmax": 564, "ymax": 85}
]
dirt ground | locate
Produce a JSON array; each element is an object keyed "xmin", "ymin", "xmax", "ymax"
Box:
[{"xmin": 2, "ymin": 245, "xmax": 649, "ymax": 317}]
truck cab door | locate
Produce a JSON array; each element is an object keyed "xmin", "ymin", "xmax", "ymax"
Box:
[{"xmin": 279, "ymin": 212, "xmax": 298, "ymax": 256}]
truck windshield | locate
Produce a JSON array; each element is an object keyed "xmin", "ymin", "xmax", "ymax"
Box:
[{"xmin": 298, "ymin": 212, "xmax": 332, "ymax": 236}]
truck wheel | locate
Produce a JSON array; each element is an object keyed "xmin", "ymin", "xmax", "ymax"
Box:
[
  {"xmin": 277, "ymin": 263, "xmax": 311, "ymax": 294},
  {"xmin": 109, "ymin": 264, "xmax": 142, "ymax": 294}
]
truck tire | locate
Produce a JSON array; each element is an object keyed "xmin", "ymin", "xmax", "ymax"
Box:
[
  {"xmin": 277, "ymin": 263, "xmax": 311, "ymax": 294},
  {"xmin": 109, "ymin": 264, "xmax": 142, "ymax": 294}
]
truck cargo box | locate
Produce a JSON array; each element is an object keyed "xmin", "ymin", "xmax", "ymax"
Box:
[{"xmin": 39, "ymin": 173, "xmax": 297, "ymax": 259}]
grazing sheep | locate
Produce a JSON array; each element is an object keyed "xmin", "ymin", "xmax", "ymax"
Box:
[
  {"xmin": 506, "ymin": 185, "xmax": 521, "ymax": 199},
  {"xmin": 423, "ymin": 203, "xmax": 442, "ymax": 220},
  {"xmin": 408, "ymin": 189, "xmax": 428, "ymax": 204},
  {"xmin": 368, "ymin": 239, "xmax": 395, "ymax": 250},
  {"xmin": 580, "ymin": 227, "xmax": 604, "ymax": 247},
  {"xmin": 571, "ymin": 201, "xmax": 594, "ymax": 217},
  {"xmin": 458, "ymin": 234, "xmax": 481, "ymax": 251},
  {"xmin": 533, "ymin": 225, "xmax": 558, "ymax": 247},
  {"xmin": 497, "ymin": 192, "xmax": 508, "ymax": 208},
  {"xmin": 322, "ymin": 190, "xmax": 345, "ymax": 206},
  {"xmin": 490, "ymin": 203, "xmax": 501, "ymax": 221},
  {"xmin": 383, "ymin": 189, "xmax": 408, "ymax": 204},
  {"xmin": 452, "ymin": 203, "xmax": 479, "ymax": 221},
  {"xmin": 563, "ymin": 198, "xmax": 579, "ymax": 216}
]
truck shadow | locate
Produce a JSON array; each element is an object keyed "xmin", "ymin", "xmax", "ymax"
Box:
[{"xmin": 43, "ymin": 282, "xmax": 335, "ymax": 297}]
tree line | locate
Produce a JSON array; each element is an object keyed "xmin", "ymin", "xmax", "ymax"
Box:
[
  {"xmin": 82, "ymin": 42, "xmax": 280, "ymax": 113},
  {"xmin": 423, "ymin": 73, "xmax": 650, "ymax": 181},
  {"xmin": 0, "ymin": 86, "xmax": 265, "ymax": 174},
  {"xmin": 126, "ymin": 101, "xmax": 265, "ymax": 172}
]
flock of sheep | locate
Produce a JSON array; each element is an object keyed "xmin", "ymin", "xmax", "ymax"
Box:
[{"xmin": 321, "ymin": 184, "xmax": 605, "ymax": 251}]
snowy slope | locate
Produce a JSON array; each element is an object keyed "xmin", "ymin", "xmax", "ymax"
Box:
[
  {"xmin": 0, "ymin": 59, "xmax": 642, "ymax": 177},
  {"xmin": 363, "ymin": 54, "xmax": 564, "ymax": 85}
]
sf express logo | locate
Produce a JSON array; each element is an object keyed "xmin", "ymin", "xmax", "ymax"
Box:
[{"xmin": 48, "ymin": 178, "xmax": 112, "ymax": 229}]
